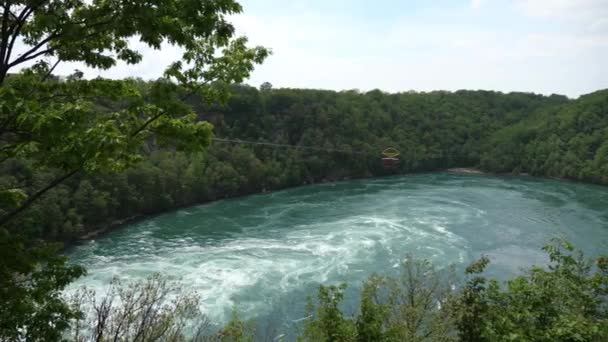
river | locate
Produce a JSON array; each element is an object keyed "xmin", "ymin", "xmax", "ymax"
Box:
[{"xmin": 67, "ymin": 173, "xmax": 608, "ymax": 334}]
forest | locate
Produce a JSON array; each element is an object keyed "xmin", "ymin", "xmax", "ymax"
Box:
[{"xmin": 2, "ymin": 82, "xmax": 607, "ymax": 243}]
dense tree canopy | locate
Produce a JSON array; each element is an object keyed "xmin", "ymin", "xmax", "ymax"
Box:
[
  {"xmin": 0, "ymin": 0, "xmax": 268, "ymax": 226},
  {"xmin": 0, "ymin": 0, "xmax": 268, "ymax": 339},
  {"xmin": 481, "ymin": 89, "xmax": 608, "ymax": 183},
  {"xmin": 7, "ymin": 85, "xmax": 608, "ymax": 245}
]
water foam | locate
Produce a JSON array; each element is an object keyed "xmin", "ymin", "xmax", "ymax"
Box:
[{"xmin": 67, "ymin": 173, "xmax": 608, "ymax": 327}]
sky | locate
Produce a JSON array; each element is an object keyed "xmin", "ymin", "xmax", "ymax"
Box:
[{"xmin": 33, "ymin": 0, "xmax": 608, "ymax": 97}]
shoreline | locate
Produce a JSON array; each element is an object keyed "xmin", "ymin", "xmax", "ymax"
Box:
[
  {"xmin": 64, "ymin": 171, "xmax": 421, "ymax": 250},
  {"xmin": 63, "ymin": 174, "xmax": 374, "ymax": 250},
  {"xmin": 63, "ymin": 168, "xmax": 601, "ymax": 251},
  {"xmin": 445, "ymin": 167, "xmax": 486, "ymax": 175},
  {"xmin": 77, "ymin": 215, "xmax": 145, "ymax": 240},
  {"xmin": 447, "ymin": 167, "xmax": 536, "ymax": 177}
]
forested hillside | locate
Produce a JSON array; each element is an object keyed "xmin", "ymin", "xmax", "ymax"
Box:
[
  {"xmin": 2, "ymin": 83, "xmax": 607, "ymax": 243},
  {"xmin": 481, "ymin": 89, "xmax": 608, "ymax": 183}
]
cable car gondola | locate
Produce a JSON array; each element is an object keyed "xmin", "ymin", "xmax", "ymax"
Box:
[{"xmin": 381, "ymin": 148, "xmax": 399, "ymax": 168}]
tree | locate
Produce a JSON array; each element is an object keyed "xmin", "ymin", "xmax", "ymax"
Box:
[
  {"xmin": 0, "ymin": 230, "xmax": 85, "ymax": 341},
  {"xmin": 0, "ymin": 0, "xmax": 268, "ymax": 339},
  {"xmin": 354, "ymin": 258, "xmax": 456, "ymax": 342},
  {"xmin": 0, "ymin": 0, "xmax": 269, "ymax": 226},
  {"xmin": 301, "ymin": 241, "xmax": 607, "ymax": 342},
  {"xmin": 302, "ymin": 283, "xmax": 357, "ymax": 342},
  {"xmin": 68, "ymin": 273, "xmax": 206, "ymax": 342},
  {"xmin": 302, "ymin": 258, "xmax": 456, "ymax": 342},
  {"xmin": 260, "ymin": 81, "xmax": 273, "ymax": 92},
  {"xmin": 453, "ymin": 239, "xmax": 608, "ymax": 342}
]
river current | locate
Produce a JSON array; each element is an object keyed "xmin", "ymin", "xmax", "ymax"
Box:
[{"xmin": 67, "ymin": 173, "xmax": 608, "ymax": 333}]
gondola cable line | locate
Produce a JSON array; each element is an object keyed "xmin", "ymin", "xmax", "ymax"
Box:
[{"xmin": 210, "ymin": 137, "xmax": 400, "ymax": 168}]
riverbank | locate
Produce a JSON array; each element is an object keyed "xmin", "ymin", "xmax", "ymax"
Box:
[
  {"xmin": 65, "ymin": 171, "xmax": 446, "ymax": 246},
  {"xmin": 67, "ymin": 170, "xmax": 426, "ymax": 248},
  {"xmin": 446, "ymin": 167, "xmax": 486, "ymax": 175},
  {"xmin": 66, "ymin": 174, "xmax": 371, "ymax": 249},
  {"xmin": 78, "ymin": 215, "xmax": 144, "ymax": 240},
  {"xmin": 446, "ymin": 167, "xmax": 536, "ymax": 178},
  {"xmin": 64, "ymin": 168, "xmax": 601, "ymax": 251}
]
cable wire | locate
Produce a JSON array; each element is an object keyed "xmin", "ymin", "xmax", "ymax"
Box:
[{"xmin": 211, "ymin": 137, "xmax": 374, "ymax": 155}]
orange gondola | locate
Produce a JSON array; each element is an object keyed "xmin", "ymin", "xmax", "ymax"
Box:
[{"xmin": 381, "ymin": 148, "xmax": 399, "ymax": 168}]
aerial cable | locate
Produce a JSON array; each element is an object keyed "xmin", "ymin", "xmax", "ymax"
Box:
[
  {"xmin": 211, "ymin": 137, "xmax": 371, "ymax": 155},
  {"xmin": 211, "ymin": 137, "xmax": 401, "ymax": 169}
]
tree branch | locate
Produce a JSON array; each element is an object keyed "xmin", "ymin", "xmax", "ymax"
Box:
[
  {"xmin": 130, "ymin": 76, "xmax": 215, "ymax": 137},
  {"xmin": 7, "ymin": 4, "xmax": 34, "ymax": 37},
  {"xmin": 42, "ymin": 58, "xmax": 60, "ymax": 81},
  {"xmin": 0, "ymin": 170, "xmax": 78, "ymax": 227},
  {"xmin": 0, "ymin": 3, "xmax": 12, "ymax": 80},
  {"xmin": 130, "ymin": 112, "xmax": 164, "ymax": 137},
  {"xmin": 3, "ymin": 6, "xmax": 18, "ymax": 21},
  {"xmin": 3, "ymin": 4, "xmax": 35, "ymax": 66},
  {"xmin": 8, "ymin": 13, "xmax": 121, "ymax": 69},
  {"xmin": 8, "ymin": 36, "xmax": 56, "ymax": 68}
]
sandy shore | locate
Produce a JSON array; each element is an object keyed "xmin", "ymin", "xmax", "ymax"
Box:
[{"xmin": 446, "ymin": 167, "xmax": 486, "ymax": 174}]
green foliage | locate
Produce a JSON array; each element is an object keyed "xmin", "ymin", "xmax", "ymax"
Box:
[
  {"xmin": 452, "ymin": 256, "xmax": 491, "ymax": 342},
  {"xmin": 356, "ymin": 275, "xmax": 389, "ymax": 342},
  {"xmin": 300, "ymin": 241, "xmax": 607, "ymax": 342},
  {"xmin": 0, "ymin": 229, "xmax": 85, "ymax": 341},
  {"xmin": 0, "ymin": 3, "xmax": 606, "ymax": 340},
  {"xmin": 481, "ymin": 90, "xmax": 608, "ymax": 183},
  {"xmin": 0, "ymin": 0, "xmax": 268, "ymax": 340},
  {"xmin": 1, "ymin": 0, "xmax": 269, "ymax": 227},
  {"xmin": 0, "ymin": 187, "xmax": 26, "ymax": 208},
  {"xmin": 4, "ymin": 86, "xmax": 587, "ymax": 244},
  {"xmin": 215, "ymin": 311, "xmax": 256, "ymax": 342},
  {"xmin": 302, "ymin": 283, "xmax": 357, "ymax": 342},
  {"xmin": 380, "ymin": 258, "xmax": 456, "ymax": 342},
  {"xmin": 453, "ymin": 239, "xmax": 608, "ymax": 342},
  {"xmin": 302, "ymin": 258, "xmax": 456, "ymax": 342},
  {"xmin": 2, "ymin": 237, "xmax": 600, "ymax": 342}
]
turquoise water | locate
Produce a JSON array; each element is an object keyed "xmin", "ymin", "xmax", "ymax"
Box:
[{"xmin": 67, "ymin": 173, "xmax": 608, "ymax": 333}]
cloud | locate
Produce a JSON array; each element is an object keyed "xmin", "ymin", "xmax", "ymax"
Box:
[
  {"xmin": 589, "ymin": 17, "xmax": 608, "ymax": 32},
  {"xmin": 233, "ymin": 1, "xmax": 607, "ymax": 97},
  {"xmin": 516, "ymin": 0, "xmax": 606, "ymax": 17},
  {"xmin": 12, "ymin": 0, "xmax": 608, "ymax": 98},
  {"xmin": 515, "ymin": 0, "xmax": 608, "ymax": 32},
  {"xmin": 470, "ymin": 0, "xmax": 484, "ymax": 9}
]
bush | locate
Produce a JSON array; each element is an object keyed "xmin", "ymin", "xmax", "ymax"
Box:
[{"xmin": 302, "ymin": 240, "xmax": 608, "ymax": 342}]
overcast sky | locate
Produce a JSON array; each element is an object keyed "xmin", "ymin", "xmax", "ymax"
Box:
[{"xmin": 42, "ymin": 0, "xmax": 608, "ymax": 98}]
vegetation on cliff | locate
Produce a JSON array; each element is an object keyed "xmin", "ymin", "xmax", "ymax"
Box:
[{"xmin": 6, "ymin": 85, "xmax": 608, "ymax": 244}]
